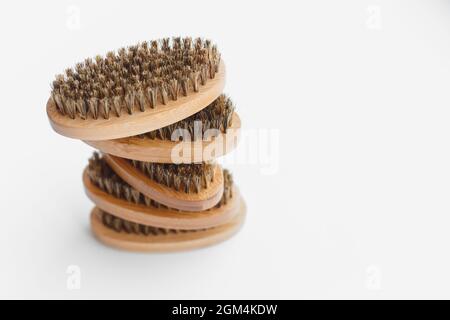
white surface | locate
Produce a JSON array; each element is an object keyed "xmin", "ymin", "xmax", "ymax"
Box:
[{"xmin": 1, "ymin": 0, "xmax": 450, "ymax": 299}]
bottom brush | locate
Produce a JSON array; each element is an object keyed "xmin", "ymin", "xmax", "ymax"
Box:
[
  {"xmin": 83, "ymin": 153, "xmax": 240, "ymax": 230},
  {"xmin": 90, "ymin": 203, "xmax": 246, "ymax": 252}
]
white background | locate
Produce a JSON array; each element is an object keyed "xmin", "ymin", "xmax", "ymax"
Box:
[{"xmin": 1, "ymin": 0, "xmax": 450, "ymax": 299}]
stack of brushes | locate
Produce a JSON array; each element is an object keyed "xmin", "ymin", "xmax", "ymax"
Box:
[{"xmin": 46, "ymin": 37, "xmax": 246, "ymax": 252}]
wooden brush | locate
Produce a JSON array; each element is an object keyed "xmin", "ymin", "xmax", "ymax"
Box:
[
  {"xmin": 84, "ymin": 153, "xmax": 238, "ymax": 229},
  {"xmin": 47, "ymin": 37, "xmax": 224, "ymax": 141},
  {"xmin": 85, "ymin": 95, "xmax": 242, "ymax": 163},
  {"xmin": 103, "ymin": 154, "xmax": 223, "ymax": 211},
  {"xmin": 90, "ymin": 205, "xmax": 246, "ymax": 252}
]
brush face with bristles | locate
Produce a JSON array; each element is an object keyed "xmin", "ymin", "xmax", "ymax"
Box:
[
  {"xmin": 100, "ymin": 209, "xmax": 198, "ymax": 235},
  {"xmin": 47, "ymin": 37, "xmax": 226, "ymax": 141},
  {"xmin": 129, "ymin": 160, "xmax": 215, "ymax": 194},
  {"xmin": 87, "ymin": 152, "xmax": 234, "ymax": 209},
  {"xmin": 136, "ymin": 94, "xmax": 235, "ymax": 140},
  {"xmin": 51, "ymin": 37, "xmax": 221, "ymax": 120}
]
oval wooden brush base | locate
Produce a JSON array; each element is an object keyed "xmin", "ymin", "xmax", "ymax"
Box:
[
  {"xmin": 104, "ymin": 154, "xmax": 223, "ymax": 212},
  {"xmin": 90, "ymin": 200, "xmax": 246, "ymax": 252},
  {"xmin": 47, "ymin": 61, "xmax": 226, "ymax": 141},
  {"xmin": 83, "ymin": 168, "xmax": 240, "ymax": 230},
  {"xmin": 85, "ymin": 113, "xmax": 241, "ymax": 163}
]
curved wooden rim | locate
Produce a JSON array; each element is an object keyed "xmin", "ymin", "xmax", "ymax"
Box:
[
  {"xmin": 104, "ymin": 154, "xmax": 223, "ymax": 211},
  {"xmin": 47, "ymin": 61, "xmax": 226, "ymax": 141},
  {"xmin": 90, "ymin": 200, "xmax": 246, "ymax": 252},
  {"xmin": 83, "ymin": 168, "xmax": 240, "ymax": 230},
  {"xmin": 84, "ymin": 112, "xmax": 241, "ymax": 163}
]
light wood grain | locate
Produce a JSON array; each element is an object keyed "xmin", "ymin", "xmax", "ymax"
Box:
[
  {"xmin": 83, "ymin": 168, "xmax": 240, "ymax": 230},
  {"xmin": 47, "ymin": 61, "xmax": 226, "ymax": 141},
  {"xmin": 104, "ymin": 154, "xmax": 223, "ymax": 211},
  {"xmin": 84, "ymin": 112, "xmax": 241, "ymax": 163},
  {"xmin": 90, "ymin": 199, "xmax": 246, "ymax": 252}
]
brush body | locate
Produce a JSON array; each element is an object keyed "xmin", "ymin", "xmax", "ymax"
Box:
[{"xmin": 90, "ymin": 204, "xmax": 246, "ymax": 252}]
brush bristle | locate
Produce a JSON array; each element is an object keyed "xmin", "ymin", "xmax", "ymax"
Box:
[
  {"xmin": 51, "ymin": 37, "xmax": 221, "ymax": 120},
  {"xmin": 136, "ymin": 94, "xmax": 234, "ymax": 140},
  {"xmin": 99, "ymin": 209, "xmax": 200, "ymax": 235},
  {"xmin": 129, "ymin": 160, "xmax": 215, "ymax": 194},
  {"xmin": 87, "ymin": 153, "xmax": 233, "ymax": 209}
]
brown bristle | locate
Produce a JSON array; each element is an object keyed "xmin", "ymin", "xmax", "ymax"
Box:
[
  {"xmin": 221, "ymin": 169, "xmax": 234, "ymax": 206},
  {"xmin": 136, "ymin": 94, "xmax": 234, "ymax": 140},
  {"xmin": 99, "ymin": 209, "xmax": 198, "ymax": 236},
  {"xmin": 87, "ymin": 153, "xmax": 233, "ymax": 209},
  {"xmin": 51, "ymin": 37, "xmax": 221, "ymax": 120},
  {"xmin": 129, "ymin": 160, "xmax": 215, "ymax": 194}
]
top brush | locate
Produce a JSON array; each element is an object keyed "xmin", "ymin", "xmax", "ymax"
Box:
[{"xmin": 47, "ymin": 37, "xmax": 225, "ymax": 141}]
